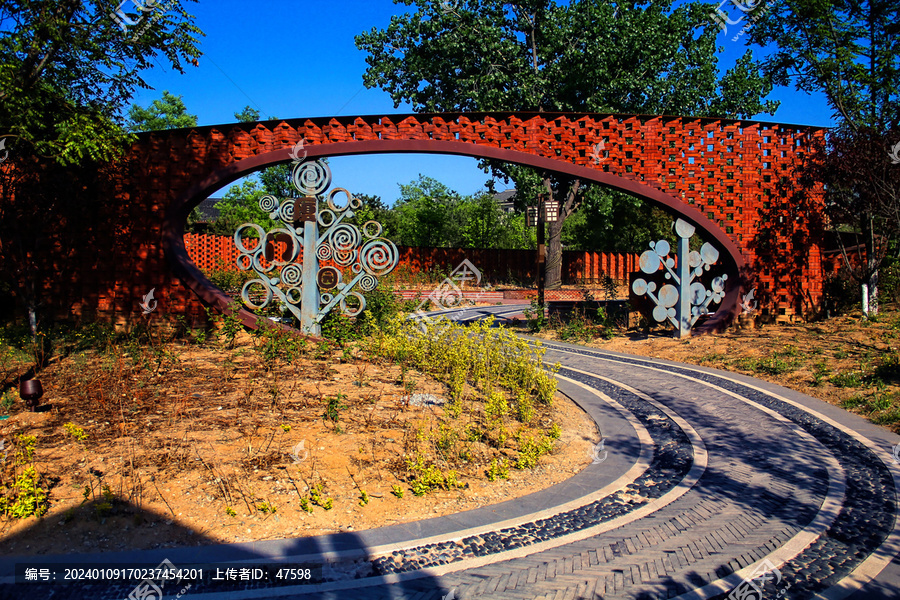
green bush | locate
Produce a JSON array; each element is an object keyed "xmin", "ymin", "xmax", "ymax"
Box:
[
  {"xmin": 556, "ymin": 310, "xmax": 594, "ymax": 341},
  {"xmin": 367, "ymin": 316, "xmax": 559, "ymax": 406},
  {"xmin": 523, "ymin": 297, "xmax": 548, "ymax": 333},
  {"xmin": 515, "ymin": 433, "xmax": 554, "ymax": 469},
  {"xmin": 253, "ymin": 320, "xmax": 306, "ymax": 367},
  {"xmin": 0, "ymin": 467, "xmax": 48, "ymax": 519},
  {"xmin": 486, "ymin": 458, "xmax": 509, "ymax": 481},
  {"xmin": 204, "ymin": 260, "xmax": 257, "ymax": 294},
  {"xmin": 405, "ymin": 454, "xmax": 463, "ymax": 496},
  {"xmin": 320, "ymin": 311, "xmax": 360, "ymax": 345}
]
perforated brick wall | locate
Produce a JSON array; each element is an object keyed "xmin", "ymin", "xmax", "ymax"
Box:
[{"xmin": 6, "ymin": 112, "xmax": 824, "ymax": 327}]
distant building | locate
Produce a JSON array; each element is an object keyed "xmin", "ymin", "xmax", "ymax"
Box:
[
  {"xmin": 186, "ymin": 197, "xmax": 223, "ymax": 233},
  {"xmin": 193, "ymin": 197, "xmax": 223, "ymax": 223},
  {"xmin": 493, "ymin": 189, "xmax": 517, "ymax": 213}
]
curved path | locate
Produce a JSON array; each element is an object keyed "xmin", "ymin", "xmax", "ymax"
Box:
[{"xmin": 2, "ymin": 306, "xmax": 899, "ymax": 600}]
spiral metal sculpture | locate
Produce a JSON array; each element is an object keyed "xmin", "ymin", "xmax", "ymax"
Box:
[{"xmin": 233, "ymin": 159, "xmax": 399, "ymax": 334}]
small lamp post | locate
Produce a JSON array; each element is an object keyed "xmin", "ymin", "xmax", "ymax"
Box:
[{"xmin": 530, "ymin": 194, "xmax": 559, "ymax": 307}]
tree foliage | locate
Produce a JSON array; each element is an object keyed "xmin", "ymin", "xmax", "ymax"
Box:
[
  {"xmin": 356, "ymin": 0, "xmax": 778, "ymax": 286},
  {"xmin": 234, "ymin": 105, "xmax": 261, "ymax": 123},
  {"xmin": 389, "ymin": 175, "xmax": 534, "ymax": 249},
  {"xmin": 0, "ymin": 0, "xmax": 203, "ymax": 335},
  {"xmin": 351, "ymin": 194, "xmax": 400, "ymax": 241},
  {"xmin": 207, "ymin": 180, "xmax": 275, "ymax": 238},
  {"xmin": 127, "ymin": 90, "xmax": 197, "ymax": 131},
  {"xmin": 0, "ymin": 0, "xmax": 203, "ymax": 165},
  {"xmin": 803, "ymin": 127, "xmax": 900, "ymax": 312},
  {"xmin": 562, "ymin": 190, "xmax": 672, "ymax": 253},
  {"xmin": 746, "ymin": 0, "xmax": 898, "ymax": 132}
]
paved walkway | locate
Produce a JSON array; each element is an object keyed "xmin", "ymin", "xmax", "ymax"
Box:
[{"xmin": 2, "ymin": 305, "xmax": 899, "ymax": 599}]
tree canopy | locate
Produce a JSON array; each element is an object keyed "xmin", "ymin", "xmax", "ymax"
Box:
[
  {"xmin": 0, "ymin": 0, "xmax": 203, "ymax": 336},
  {"xmin": 389, "ymin": 175, "xmax": 534, "ymax": 249},
  {"xmin": 356, "ymin": 0, "xmax": 777, "ymax": 117},
  {"xmin": 127, "ymin": 90, "xmax": 198, "ymax": 131},
  {"xmin": 207, "ymin": 179, "xmax": 276, "ymax": 238},
  {"xmin": 0, "ymin": 0, "xmax": 203, "ymax": 165}
]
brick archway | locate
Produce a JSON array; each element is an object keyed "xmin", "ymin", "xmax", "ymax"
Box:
[
  {"xmin": 165, "ymin": 140, "xmax": 749, "ymax": 333},
  {"xmin": 8, "ymin": 112, "xmax": 824, "ymax": 328}
]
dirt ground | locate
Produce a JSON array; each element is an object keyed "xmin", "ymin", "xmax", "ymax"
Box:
[{"xmin": 0, "ymin": 330, "xmax": 596, "ymax": 557}]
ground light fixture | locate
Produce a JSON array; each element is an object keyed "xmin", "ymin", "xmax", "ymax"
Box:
[{"xmin": 19, "ymin": 378, "xmax": 43, "ymax": 411}]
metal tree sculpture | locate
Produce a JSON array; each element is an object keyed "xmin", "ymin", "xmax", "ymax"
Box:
[
  {"xmin": 631, "ymin": 218, "xmax": 727, "ymax": 338},
  {"xmin": 234, "ymin": 160, "xmax": 399, "ymax": 336}
]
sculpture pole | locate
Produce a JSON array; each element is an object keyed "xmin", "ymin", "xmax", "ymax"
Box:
[
  {"xmin": 675, "ymin": 224, "xmax": 691, "ymax": 339},
  {"xmin": 300, "ymin": 216, "xmax": 320, "ymax": 336}
]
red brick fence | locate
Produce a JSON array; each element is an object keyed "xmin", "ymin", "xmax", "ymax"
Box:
[{"xmin": 184, "ymin": 233, "xmax": 639, "ymax": 285}]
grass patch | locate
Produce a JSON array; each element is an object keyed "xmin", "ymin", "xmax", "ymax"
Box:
[{"xmin": 830, "ymin": 371, "xmax": 865, "ymax": 388}]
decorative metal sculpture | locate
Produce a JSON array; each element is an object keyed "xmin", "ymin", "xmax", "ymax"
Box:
[
  {"xmin": 632, "ymin": 218, "xmax": 727, "ymax": 338},
  {"xmin": 234, "ymin": 159, "xmax": 399, "ymax": 336}
]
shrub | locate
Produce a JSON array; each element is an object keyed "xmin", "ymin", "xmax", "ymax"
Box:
[
  {"xmin": 0, "ymin": 467, "xmax": 48, "ymax": 518},
  {"xmin": 366, "ymin": 316, "xmax": 559, "ymax": 407},
  {"xmin": 486, "ymin": 458, "xmax": 509, "ymax": 481},
  {"xmin": 523, "ymin": 297, "xmax": 548, "ymax": 333},
  {"xmin": 516, "ymin": 433, "xmax": 554, "ymax": 469},
  {"xmin": 320, "ymin": 311, "xmax": 360, "ymax": 345},
  {"xmin": 406, "ymin": 454, "xmax": 463, "ymax": 496},
  {"xmin": 203, "ymin": 259, "xmax": 256, "ymax": 294},
  {"xmin": 556, "ymin": 309, "xmax": 594, "ymax": 341}
]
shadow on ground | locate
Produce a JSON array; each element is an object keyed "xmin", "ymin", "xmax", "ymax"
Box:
[{"xmin": 0, "ymin": 497, "xmax": 448, "ymax": 600}]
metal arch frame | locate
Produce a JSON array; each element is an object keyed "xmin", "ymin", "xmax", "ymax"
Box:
[{"xmin": 163, "ymin": 140, "xmax": 746, "ymax": 335}]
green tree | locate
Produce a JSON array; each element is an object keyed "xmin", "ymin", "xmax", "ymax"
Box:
[
  {"xmin": 234, "ymin": 105, "xmax": 261, "ymax": 123},
  {"xmin": 562, "ymin": 190, "xmax": 672, "ymax": 253},
  {"xmin": 453, "ymin": 192, "xmax": 533, "ymax": 249},
  {"xmin": 209, "ymin": 180, "xmax": 275, "ymax": 238},
  {"xmin": 352, "ymin": 194, "xmax": 400, "ymax": 241},
  {"xmin": 393, "ymin": 176, "xmax": 460, "ymax": 247},
  {"xmin": 127, "ymin": 90, "xmax": 198, "ymax": 131},
  {"xmin": 387, "ymin": 177, "xmax": 534, "ymax": 249},
  {"xmin": 356, "ymin": 0, "xmax": 778, "ymax": 288},
  {"xmin": 0, "ymin": 0, "xmax": 203, "ymax": 164},
  {"xmin": 746, "ymin": 0, "xmax": 900, "ymax": 314}
]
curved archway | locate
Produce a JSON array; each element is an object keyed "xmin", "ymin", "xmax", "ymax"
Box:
[{"xmin": 163, "ymin": 140, "xmax": 746, "ymax": 334}]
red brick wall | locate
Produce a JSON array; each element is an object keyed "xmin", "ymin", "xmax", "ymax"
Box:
[
  {"xmin": 184, "ymin": 232, "xmax": 638, "ymax": 285},
  {"xmin": 1, "ymin": 112, "xmax": 826, "ymax": 327}
]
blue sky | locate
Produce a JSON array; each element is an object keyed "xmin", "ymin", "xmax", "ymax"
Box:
[{"xmin": 127, "ymin": 0, "xmax": 834, "ymax": 204}]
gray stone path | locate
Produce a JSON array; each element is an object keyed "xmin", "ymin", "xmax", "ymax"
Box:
[{"xmin": 2, "ymin": 306, "xmax": 899, "ymax": 600}]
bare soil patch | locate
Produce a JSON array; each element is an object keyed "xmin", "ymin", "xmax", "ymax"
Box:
[{"xmin": 0, "ymin": 330, "xmax": 596, "ymax": 557}]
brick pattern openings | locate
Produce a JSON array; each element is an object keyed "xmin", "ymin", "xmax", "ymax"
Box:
[
  {"xmin": 10, "ymin": 113, "xmax": 824, "ymax": 326},
  {"xmin": 185, "ymin": 233, "xmax": 639, "ymax": 286}
]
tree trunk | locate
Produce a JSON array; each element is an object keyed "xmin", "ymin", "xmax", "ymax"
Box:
[
  {"xmin": 864, "ymin": 212, "xmax": 879, "ymax": 315},
  {"xmin": 543, "ymin": 179, "xmax": 581, "ymax": 290},
  {"xmin": 546, "ymin": 218, "xmax": 563, "ymax": 290}
]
